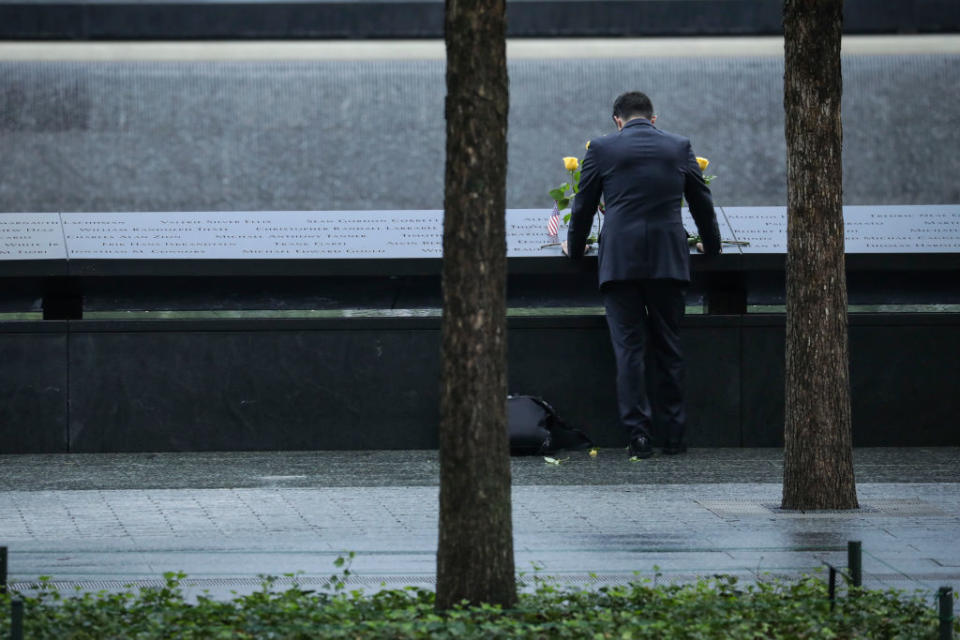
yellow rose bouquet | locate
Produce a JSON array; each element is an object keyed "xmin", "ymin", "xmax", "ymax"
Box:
[
  {"xmin": 547, "ymin": 145, "xmax": 603, "ymax": 246},
  {"xmin": 686, "ymin": 158, "xmax": 748, "ymax": 248},
  {"xmin": 697, "ymin": 156, "xmax": 716, "ymax": 185},
  {"xmin": 549, "ymin": 156, "xmax": 581, "ymax": 215}
]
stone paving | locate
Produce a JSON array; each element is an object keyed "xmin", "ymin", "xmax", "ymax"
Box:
[{"xmin": 0, "ymin": 448, "xmax": 957, "ymax": 600}]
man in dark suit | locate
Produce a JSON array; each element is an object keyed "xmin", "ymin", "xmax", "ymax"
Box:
[{"xmin": 562, "ymin": 91, "xmax": 721, "ymax": 458}]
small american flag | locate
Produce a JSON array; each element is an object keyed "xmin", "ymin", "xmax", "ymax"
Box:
[{"xmin": 547, "ymin": 201, "xmax": 561, "ymax": 237}]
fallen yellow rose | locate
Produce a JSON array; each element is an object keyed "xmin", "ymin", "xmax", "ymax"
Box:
[
  {"xmin": 563, "ymin": 156, "xmax": 579, "ymax": 171},
  {"xmin": 696, "ymin": 156, "xmax": 709, "ymax": 172}
]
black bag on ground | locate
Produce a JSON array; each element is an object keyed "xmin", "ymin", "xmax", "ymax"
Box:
[{"xmin": 506, "ymin": 395, "xmax": 593, "ymax": 456}]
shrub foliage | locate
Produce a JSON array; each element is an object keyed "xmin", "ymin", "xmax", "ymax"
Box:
[{"xmin": 0, "ymin": 570, "xmax": 954, "ymax": 639}]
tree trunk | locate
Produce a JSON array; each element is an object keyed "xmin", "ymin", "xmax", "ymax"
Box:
[
  {"xmin": 782, "ymin": 0, "xmax": 858, "ymax": 510},
  {"xmin": 436, "ymin": 0, "xmax": 515, "ymax": 609}
]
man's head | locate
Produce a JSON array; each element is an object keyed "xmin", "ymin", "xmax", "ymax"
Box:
[{"xmin": 612, "ymin": 92, "xmax": 656, "ymax": 130}]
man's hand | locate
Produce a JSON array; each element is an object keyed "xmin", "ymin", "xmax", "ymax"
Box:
[{"xmin": 561, "ymin": 240, "xmax": 569, "ymax": 256}]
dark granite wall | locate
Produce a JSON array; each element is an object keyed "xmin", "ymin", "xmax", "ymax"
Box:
[
  {"xmin": 1, "ymin": 315, "xmax": 956, "ymax": 453},
  {"xmin": 2, "ymin": 0, "xmax": 957, "ymax": 39},
  {"xmin": 0, "ymin": 328, "xmax": 69, "ymax": 453},
  {"xmin": 1, "ymin": 54, "xmax": 958, "ymax": 214}
]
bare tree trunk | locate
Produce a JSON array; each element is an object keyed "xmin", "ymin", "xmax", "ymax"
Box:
[
  {"xmin": 782, "ymin": 0, "xmax": 858, "ymax": 510},
  {"xmin": 436, "ymin": 0, "xmax": 515, "ymax": 609}
]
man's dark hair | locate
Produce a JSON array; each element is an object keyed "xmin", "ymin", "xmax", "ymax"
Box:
[{"xmin": 612, "ymin": 92, "xmax": 654, "ymax": 121}]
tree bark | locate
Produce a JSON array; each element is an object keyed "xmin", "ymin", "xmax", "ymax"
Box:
[
  {"xmin": 782, "ymin": 0, "xmax": 858, "ymax": 510},
  {"xmin": 436, "ymin": 0, "xmax": 515, "ymax": 609}
]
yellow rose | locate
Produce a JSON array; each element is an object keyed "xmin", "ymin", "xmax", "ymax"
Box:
[
  {"xmin": 563, "ymin": 157, "xmax": 579, "ymax": 171},
  {"xmin": 696, "ymin": 156, "xmax": 709, "ymax": 172}
]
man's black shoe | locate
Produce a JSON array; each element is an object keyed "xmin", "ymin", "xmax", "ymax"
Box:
[
  {"xmin": 628, "ymin": 436, "xmax": 654, "ymax": 459},
  {"xmin": 662, "ymin": 442, "xmax": 688, "ymax": 455}
]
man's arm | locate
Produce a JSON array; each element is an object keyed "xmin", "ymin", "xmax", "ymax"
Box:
[
  {"xmin": 683, "ymin": 143, "xmax": 721, "ymax": 256},
  {"xmin": 565, "ymin": 145, "xmax": 601, "ymax": 259}
]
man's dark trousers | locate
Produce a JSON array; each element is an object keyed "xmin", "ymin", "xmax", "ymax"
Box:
[{"xmin": 602, "ymin": 278, "xmax": 687, "ymax": 444}]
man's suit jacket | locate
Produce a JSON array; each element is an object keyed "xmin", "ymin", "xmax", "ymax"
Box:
[{"xmin": 567, "ymin": 118, "xmax": 721, "ymax": 286}]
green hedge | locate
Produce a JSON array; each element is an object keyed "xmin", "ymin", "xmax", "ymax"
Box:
[{"xmin": 1, "ymin": 571, "xmax": 954, "ymax": 639}]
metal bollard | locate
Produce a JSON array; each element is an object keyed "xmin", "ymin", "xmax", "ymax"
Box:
[
  {"xmin": 939, "ymin": 587, "xmax": 954, "ymax": 640},
  {"xmin": 0, "ymin": 547, "xmax": 6, "ymax": 595},
  {"xmin": 847, "ymin": 541, "xmax": 862, "ymax": 588},
  {"xmin": 10, "ymin": 599, "xmax": 23, "ymax": 640},
  {"xmin": 828, "ymin": 565, "xmax": 837, "ymax": 611}
]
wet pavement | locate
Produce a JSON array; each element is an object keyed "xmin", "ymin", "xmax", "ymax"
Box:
[{"xmin": 0, "ymin": 448, "xmax": 957, "ymax": 599}]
